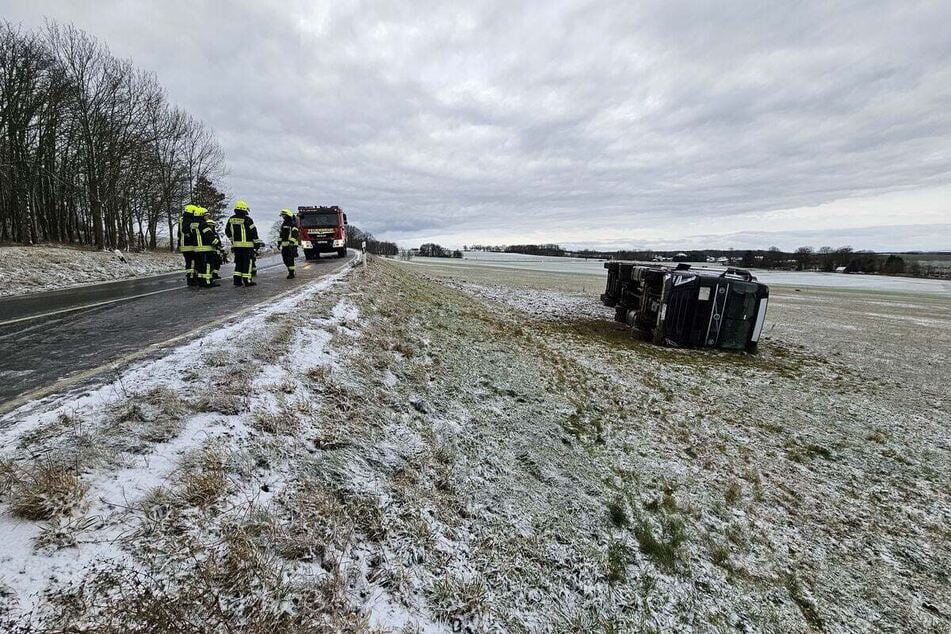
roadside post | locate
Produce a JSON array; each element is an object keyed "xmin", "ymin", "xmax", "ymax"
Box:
[{"xmin": 362, "ymin": 240, "xmax": 367, "ymax": 268}]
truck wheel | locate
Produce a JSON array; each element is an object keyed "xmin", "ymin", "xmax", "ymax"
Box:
[
  {"xmin": 337, "ymin": 248, "xmax": 346, "ymax": 258},
  {"xmin": 304, "ymin": 249, "xmax": 315, "ymax": 260}
]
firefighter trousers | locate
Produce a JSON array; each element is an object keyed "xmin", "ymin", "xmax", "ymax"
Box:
[
  {"xmin": 182, "ymin": 252, "xmax": 195, "ymax": 285},
  {"xmin": 233, "ymin": 248, "xmax": 254, "ymax": 285},
  {"xmin": 194, "ymin": 252, "xmax": 214, "ymax": 287},
  {"xmin": 281, "ymin": 247, "xmax": 297, "ymax": 274}
]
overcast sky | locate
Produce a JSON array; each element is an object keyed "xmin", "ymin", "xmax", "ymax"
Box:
[{"xmin": 6, "ymin": 1, "xmax": 951, "ymax": 250}]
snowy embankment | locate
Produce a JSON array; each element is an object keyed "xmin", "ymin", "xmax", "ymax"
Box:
[
  {"xmin": 0, "ymin": 245, "xmax": 182, "ymax": 298},
  {"xmin": 0, "ymin": 257, "xmax": 948, "ymax": 632},
  {"xmin": 0, "ymin": 265, "xmax": 363, "ymax": 630}
]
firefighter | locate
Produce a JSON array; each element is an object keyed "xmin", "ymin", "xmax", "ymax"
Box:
[
  {"xmin": 178, "ymin": 204, "xmax": 197, "ymax": 286},
  {"xmin": 205, "ymin": 216, "xmax": 226, "ymax": 280},
  {"xmin": 278, "ymin": 208, "xmax": 299, "ymax": 279},
  {"xmin": 193, "ymin": 206, "xmax": 222, "ymax": 288},
  {"xmin": 225, "ymin": 200, "xmax": 259, "ymax": 287}
]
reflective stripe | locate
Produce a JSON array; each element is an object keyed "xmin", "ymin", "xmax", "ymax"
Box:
[{"xmin": 228, "ymin": 218, "xmax": 254, "ymax": 247}]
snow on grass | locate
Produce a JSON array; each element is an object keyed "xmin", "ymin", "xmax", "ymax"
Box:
[
  {"xmin": 2, "ymin": 255, "xmax": 948, "ymax": 631},
  {"xmin": 0, "ymin": 245, "xmax": 183, "ymax": 298},
  {"xmin": 337, "ymin": 259, "xmax": 950, "ymax": 631},
  {"xmin": 440, "ymin": 279, "xmax": 615, "ymax": 321},
  {"xmin": 0, "ymin": 264, "xmax": 360, "ymax": 629}
]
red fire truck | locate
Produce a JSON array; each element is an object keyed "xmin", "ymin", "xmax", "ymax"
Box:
[{"xmin": 297, "ymin": 205, "xmax": 348, "ymax": 259}]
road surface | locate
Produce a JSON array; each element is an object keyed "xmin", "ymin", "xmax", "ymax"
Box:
[{"xmin": 0, "ymin": 251, "xmax": 356, "ymax": 413}]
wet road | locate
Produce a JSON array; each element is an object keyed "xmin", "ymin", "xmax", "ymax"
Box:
[{"xmin": 0, "ymin": 251, "xmax": 355, "ymax": 412}]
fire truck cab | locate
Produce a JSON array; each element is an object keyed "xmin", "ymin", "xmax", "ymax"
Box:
[{"xmin": 297, "ymin": 205, "xmax": 348, "ymax": 259}]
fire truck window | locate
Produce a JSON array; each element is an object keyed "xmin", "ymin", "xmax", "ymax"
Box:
[{"xmin": 299, "ymin": 213, "xmax": 339, "ymax": 228}]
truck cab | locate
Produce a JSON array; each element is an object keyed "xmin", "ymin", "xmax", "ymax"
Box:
[
  {"xmin": 602, "ymin": 262, "xmax": 769, "ymax": 352},
  {"xmin": 297, "ymin": 205, "xmax": 348, "ymax": 259}
]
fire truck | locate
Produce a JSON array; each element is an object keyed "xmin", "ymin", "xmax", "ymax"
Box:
[
  {"xmin": 601, "ymin": 262, "xmax": 769, "ymax": 352},
  {"xmin": 297, "ymin": 205, "xmax": 348, "ymax": 259}
]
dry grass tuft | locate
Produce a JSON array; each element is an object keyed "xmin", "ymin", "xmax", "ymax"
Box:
[
  {"xmin": 253, "ymin": 405, "xmax": 301, "ymax": 435},
  {"xmin": 724, "ymin": 481, "xmax": 743, "ymax": 505},
  {"xmin": 115, "ymin": 387, "xmax": 190, "ymax": 444},
  {"xmin": 273, "ymin": 480, "xmax": 351, "ymax": 561},
  {"xmin": 0, "ymin": 457, "xmax": 16, "ymax": 497},
  {"xmin": 306, "ymin": 365, "xmax": 330, "ymax": 383},
  {"xmin": 428, "ymin": 573, "xmax": 490, "ymax": 629},
  {"xmin": 177, "ymin": 448, "xmax": 230, "ymax": 508},
  {"xmin": 8, "ymin": 460, "xmax": 88, "ymax": 521}
]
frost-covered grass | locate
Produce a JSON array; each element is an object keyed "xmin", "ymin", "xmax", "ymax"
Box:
[
  {"xmin": 0, "ymin": 256, "xmax": 948, "ymax": 632},
  {"xmin": 0, "ymin": 244, "xmax": 181, "ymax": 297}
]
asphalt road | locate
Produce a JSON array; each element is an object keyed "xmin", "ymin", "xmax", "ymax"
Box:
[{"xmin": 0, "ymin": 250, "xmax": 356, "ymax": 413}]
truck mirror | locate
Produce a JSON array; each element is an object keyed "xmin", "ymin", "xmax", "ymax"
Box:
[{"xmin": 343, "ymin": 214, "xmax": 348, "ymax": 225}]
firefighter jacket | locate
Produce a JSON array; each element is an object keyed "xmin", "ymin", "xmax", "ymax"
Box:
[
  {"xmin": 226, "ymin": 210, "xmax": 260, "ymax": 249},
  {"xmin": 193, "ymin": 215, "xmax": 221, "ymax": 253},
  {"xmin": 279, "ymin": 218, "xmax": 299, "ymax": 248},
  {"xmin": 177, "ymin": 213, "xmax": 195, "ymax": 252}
]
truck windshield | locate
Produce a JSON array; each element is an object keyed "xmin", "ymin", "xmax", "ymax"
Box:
[
  {"xmin": 299, "ymin": 213, "xmax": 338, "ymax": 228},
  {"xmin": 719, "ymin": 283, "xmax": 758, "ymax": 349}
]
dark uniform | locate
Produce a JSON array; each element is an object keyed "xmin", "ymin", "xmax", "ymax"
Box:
[
  {"xmin": 207, "ymin": 219, "xmax": 226, "ymax": 280},
  {"xmin": 278, "ymin": 209, "xmax": 299, "ymax": 279},
  {"xmin": 225, "ymin": 200, "xmax": 259, "ymax": 287},
  {"xmin": 178, "ymin": 205, "xmax": 197, "ymax": 286},
  {"xmin": 193, "ymin": 208, "xmax": 222, "ymax": 288}
]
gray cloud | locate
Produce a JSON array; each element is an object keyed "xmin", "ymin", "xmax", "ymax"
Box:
[{"xmin": 6, "ymin": 0, "xmax": 951, "ymax": 249}]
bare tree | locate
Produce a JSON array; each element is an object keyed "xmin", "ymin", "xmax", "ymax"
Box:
[{"xmin": 0, "ymin": 20, "xmax": 226, "ymax": 251}]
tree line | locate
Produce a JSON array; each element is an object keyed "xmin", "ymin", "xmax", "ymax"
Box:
[
  {"xmin": 465, "ymin": 243, "xmax": 566, "ymax": 257},
  {"xmin": 467, "ymin": 242, "xmax": 946, "ymax": 279},
  {"xmin": 345, "ymin": 224, "xmax": 398, "ymax": 256},
  {"xmin": 0, "ymin": 21, "xmax": 224, "ymax": 250}
]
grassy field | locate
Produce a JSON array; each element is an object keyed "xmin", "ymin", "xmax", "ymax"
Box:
[{"xmin": 0, "ymin": 257, "xmax": 948, "ymax": 632}]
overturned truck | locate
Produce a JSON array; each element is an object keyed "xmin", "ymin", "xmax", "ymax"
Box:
[{"xmin": 601, "ymin": 262, "xmax": 769, "ymax": 352}]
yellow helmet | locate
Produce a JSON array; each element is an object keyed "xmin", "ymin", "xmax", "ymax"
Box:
[
  {"xmin": 234, "ymin": 200, "xmax": 250, "ymax": 211},
  {"xmin": 197, "ymin": 206, "xmax": 210, "ymax": 216},
  {"xmin": 184, "ymin": 204, "xmax": 198, "ymax": 215},
  {"xmin": 280, "ymin": 208, "xmax": 294, "ymax": 217}
]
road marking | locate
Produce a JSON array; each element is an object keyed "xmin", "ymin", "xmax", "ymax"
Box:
[
  {"xmin": 0, "ymin": 253, "xmax": 355, "ymax": 417},
  {"xmin": 0, "ymin": 261, "xmax": 288, "ymax": 328}
]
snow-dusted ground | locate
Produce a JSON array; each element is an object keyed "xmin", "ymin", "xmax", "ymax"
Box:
[
  {"xmin": 1, "ymin": 256, "xmax": 948, "ymax": 632},
  {"xmin": 0, "ymin": 265, "xmax": 363, "ymax": 630},
  {"xmin": 0, "ymin": 245, "xmax": 182, "ymax": 298}
]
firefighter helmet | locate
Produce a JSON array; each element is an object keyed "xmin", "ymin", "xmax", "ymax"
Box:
[
  {"xmin": 196, "ymin": 206, "xmax": 210, "ymax": 216},
  {"xmin": 184, "ymin": 204, "xmax": 198, "ymax": 215},
  {"xmin": 280, "ymin": 208, "xmax": 293, "ymax": 217},
  {"xmin": 234, "ymin": 200, "xmax": 250, "ymax": 211}
]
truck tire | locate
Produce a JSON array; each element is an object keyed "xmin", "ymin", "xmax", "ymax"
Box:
[
  {"xmin": 304, "ymin": 249, "xmax": 316, "ymax": 260},
  {"xmin": 337, "ymin": 248, "xmax": 346, "ymax": 258}
]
